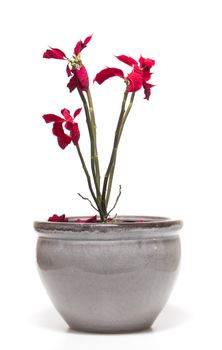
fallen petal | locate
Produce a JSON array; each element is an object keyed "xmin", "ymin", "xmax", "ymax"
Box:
[
  {"xmin": 75, "ymin": 215, "xmax": 97, "ymax": 223},
  {"xmin": 48, "ymin": 214, "xmax": 68, "ymax": 222}
]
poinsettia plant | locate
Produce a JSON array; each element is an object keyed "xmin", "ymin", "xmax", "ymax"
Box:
[{"xmin": 43, "ymin": 35, "xmax": 155, "ymax": 223}]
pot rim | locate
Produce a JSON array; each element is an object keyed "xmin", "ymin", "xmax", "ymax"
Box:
[{"xmin": 34, "ymin": 215, "xmax": 183, "ymax": 240}]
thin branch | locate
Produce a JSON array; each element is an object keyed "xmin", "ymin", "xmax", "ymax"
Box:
[
  {"xmin": 76, "ymin": 144, "xmax": 99, "ymax": 209},
  {"xmin": 107, "ymin": 185, "xmax": 122, "ymax": 217},
  {"xmin": 77, "ymin": 193, "xmax": 99, "ymax": 212}
]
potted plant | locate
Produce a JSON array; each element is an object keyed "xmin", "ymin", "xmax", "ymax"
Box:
[{"xmin": 34, "ymin": 34, "xmax": 183, "ymax": 333}]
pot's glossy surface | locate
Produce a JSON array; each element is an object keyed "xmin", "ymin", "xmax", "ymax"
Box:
[{"xmin": 34, "ymin": 216, "xmax": 182, "ymax": 333}]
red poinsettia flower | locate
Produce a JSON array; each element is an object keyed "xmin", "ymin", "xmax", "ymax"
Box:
[
  {"xmin": 94, "ymin": 54, "xmax": 155, "ymax": 99},
  {"xmin": 43, "ymin": 35, "xmax": 92, "ymax": 92},
  {"xmin": 48, "ymin": 214, "xmax": 68, "ymax": 222},
  {"xmin": 43, "ymin": 108, "xmax": 81, "ymax": 149}
]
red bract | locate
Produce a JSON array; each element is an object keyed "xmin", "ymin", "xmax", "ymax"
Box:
[
  {"xmin": 48, "ymin": 214, "xmax": 68, "ymax": 222},
  {"xmin": 115, "ymin": 55, "xmax": 137, "ymax": 66},
  {"xmin": 67, "ymin": 65, "xmax": 89, "ymax": 92},
  {"xmin": 143, "ymin": 81, "xmax": 155, "ymax": 100},
  {"xmin": 127, "ymin": 71, "xmax": 143, "ymax": 92},
  {"xmin": 74, "ymin": 34, "xmax": 93, "ymax": 56},
  {"xmin": 43, "ymin": 108, "xmax": 81, "ymax": 149},
  {"xmin": 43, "ymin": 47, "xmax": 67, "ymax": 60},
  {"xmin": 94, "ymin": 68, "xmax": 124, "ymax": 84},
  {"xmin": 139, "ymin": 56, "xmax": 155, "ymax": 70}
]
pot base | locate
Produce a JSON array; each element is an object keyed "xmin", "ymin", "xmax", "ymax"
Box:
[{"xmin": 67, "ymin": 322, "xmax": 153, "ymax": 334}]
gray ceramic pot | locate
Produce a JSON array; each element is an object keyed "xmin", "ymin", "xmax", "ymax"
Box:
[{"xmin": 34, "ymin": 216, "xmax": 182, "ymax": 333}]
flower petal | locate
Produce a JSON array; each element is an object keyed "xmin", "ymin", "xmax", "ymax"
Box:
[
  {"xmin": 141, "ymin": 71, "xmax": 152, "ymax": 81},
  {"xmin": 43, "ymin": 114, "xmax": 64, "ymax": 123},
  {"xmin": 139, "ymin": 56, "xmax": 155, "ymax": 70},
  {"xmin": 74, "ymin": 40, "xmax": 82, "ymax": 56},
  {"xmin": 66, "ymin": 64, "xmax": 72, "ymax": 77},
  {"xmin": 127, "ymin": 71, "xmax": 143, "ymax": 92},
  {"xmin": 57, "ymin": 135, "xmax": 72, "ymax": 149},
  {"xmin": 61, "ymin": 108, "xmax": 73, "ymax": 122},
  {"xmin": 48, "ymin": 214, "xmax": 68, "ymax": 222},
  {"xmin": 83, "ymin": 34, "xmax": 93, "ymax": 47},
  {"xmin": 74, "ymin": 35, "xmax": 93, "ymax": 56},
  {"xmin": 43, "ymin": 47, "xmax": 66, "ymax": 59},
  {"xmin": 143, "ymin": 81, "xmax": 155, "ymax": 100},
  {"xmin": 75, "ymin": 215, "xmax": 97, "ymax": 223},
  {"xmin": 52, "ymin": 122, "xmax": 65, "ymax": 137},
  {"xmin": 74, "ymin": 108, "xmax": 82, "ymax": 118},
  {"xmin": 116, "ymin": 55, "xmax": 138, "ymax": 67},
  {"xmin": 52, "ymin": 122, "xmax": 72, "ymax": 149},
  {"xmin": 94, "ymin": 67, "xmax": 124, "ymax": 84},
  {"xmin": 67, "ymin": 76, "xmax": 78, "ymax": 92},
  {"xmin": 74, "ymin": 65, "xmax": 89, "ymax": 91},
  {"xmin": 64, "ymin": 121, "xmax": 80, "ymax": 145},
  {"xmin": 71, "ymin": 123, "xmax": 80, "ymax": 145}
]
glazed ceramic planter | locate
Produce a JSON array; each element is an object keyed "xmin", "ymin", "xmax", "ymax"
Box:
[{"xmin": 34, "ymin": 216, "xmax": 182, "ymax": 333}]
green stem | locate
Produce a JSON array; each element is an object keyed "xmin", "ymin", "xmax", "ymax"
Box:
[
  {"xmin": 78, "ymin": 89, "xmax": 102, "ymax": 205},
  {"xmin": 105, "ymin": 92, "xmax": 135, "ymax": 206},
  {"xmin": 76, "ymin": 144, "xmax": 100, "ymax": 211},
  {"xmin": 101, "ymin": 89, "xmax": 132, "ymax": 214},
  {"xmin": 86, "ymin": 89, "xmax": 101, "ymax": 190}
]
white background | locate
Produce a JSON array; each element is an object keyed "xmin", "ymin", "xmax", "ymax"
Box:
[{"xmin": 0, "ymin": 0, "xmax": 222, "ymax": 348}]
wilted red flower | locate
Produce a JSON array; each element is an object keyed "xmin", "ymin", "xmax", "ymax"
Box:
[
  {"xmin": 43, "ymin": 108, "xmax": 81, "ymax": 149},
  {"xmin": 43, "ymin": 35, "xmax": 92, "ymax": 92},
  {"xmin": 48, "ymin": 214, "xmax": 68, "ymax": 222},
  {"xmin": 94, "ymin": 54, "xmax": 155, "ymax": 99}
]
